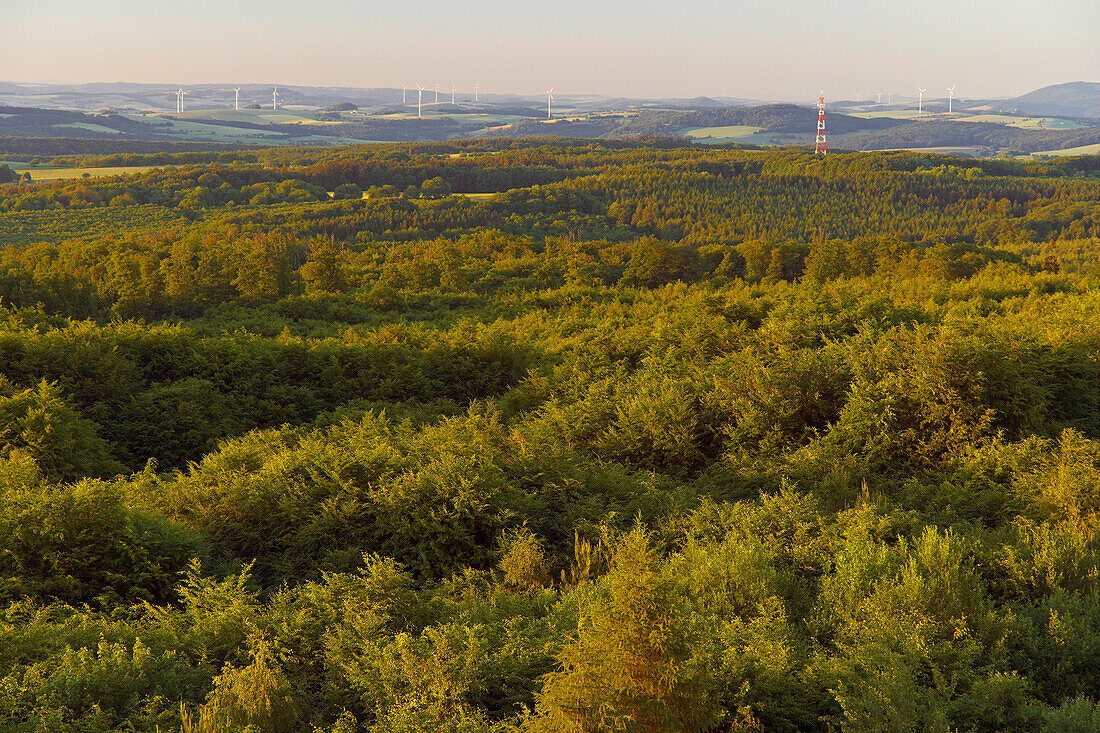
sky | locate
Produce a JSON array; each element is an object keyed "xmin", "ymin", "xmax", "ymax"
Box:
[{"xmin": 2, "ymin": 0, "xmax": 1097, "ymax": 101}]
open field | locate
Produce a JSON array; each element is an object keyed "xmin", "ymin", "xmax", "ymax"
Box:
[
  {"xmin": 371, "ymin": 111, "xmax": 535, "ymax": 125},
  {"xmin": 849, "ymin": 109, "xmax": 936, "ymax": 120},
  {"xmin": 678, "ymin": 125, "xmax": 763, "ymax": 139},
  {"xmin": 0, "ymin": 162, "xmax": 168, "ymax": 181},
  {"xmin": 1039, "ymin": 142, "xmax": 1100, "ymax": 157},
  {"xmin": 676, "ymin": 125, "xmax": 779, "ymax": 146},
  {"xmin": 167, "ymin": 108, "xmax": 316, "ymax": 124},
  {"xmin": 847, "ymin": 110, "xmax": 1089, "ymax": 131},
  {"xmin": 957, "ymin": 114, "xmax": 1088, "ymax": 129},
  {"xmin": 128, "ymin": 115, "xmax": 288, "ymax": 143},
  {"xmin": 893, "ymin": 145, "xmax": 984, "ymax": 156},
  {"xmin": 126, "ymin": 113, "xmax": 374, "ymax": 146},
  {"xmin": 52, "ymin": 122, "xmax": 130, "ymax": 135},
  {"xmin": 20, "ymin": 165, "xmax": 164, "ymax": 181}
]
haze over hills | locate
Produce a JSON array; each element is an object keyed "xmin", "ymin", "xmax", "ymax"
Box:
[
  {"xmin": 0, "ymin": 81, "xmax": 762, "ymax": 115},
  {"xmin": 3, "ymin": 80, "xmax": 1097, "ymax": 119},
  {"xmin": 985, "ymin": 82, "xmax": 1100, "ymax": 119},
  {"xmin": 0, "ymin": 80, "xmax": 1097, "ymax": 159}
]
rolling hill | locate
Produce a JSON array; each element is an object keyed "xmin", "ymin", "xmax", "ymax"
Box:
[
  {"xmin": 990, "ymin": 81, "xmax": 1100, "ymax": 119},
  {"xmin": 842, "ymin": 119, "xmax": 1100, "ymax": 155}
]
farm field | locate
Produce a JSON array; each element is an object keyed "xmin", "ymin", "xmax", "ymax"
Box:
[
  {"xmin": 20, "ymin": 165, "xmax": 164, "ymax": 181},
  {"xmin": 958, "ymin": 113, "xmax": 1088, "ymax": 129},
  {"xmin": 371, "ymin": 110, "xmax": 536, "ymax": 125},
  {"xmin": 128, "ymin": 113, "xmax": 375, "ymax": 146},
  {"xmin": 677, "ymin": 125, "xmax": 763, "ymax": 139},
  {"xmin": 893, "ymin": 145, "xmax": 984, "ymax": 156},
  {"xmin": 128, "ymin": 115, "xmax": 288, "ymax": 142},
  {"xmin": 848, "ymin": 108, "xmax": 934, "ymax": 119},
  {"xmin": 1039, "ymin": 142, "xmax": 1100, "ymax": 157},
  {"xmin": 174, "ymin": 109, "xmax": 325, "ymax": 125},
  {"xmin": 51, "ymin": 122, "xmax": 130, "ymax": 135}
]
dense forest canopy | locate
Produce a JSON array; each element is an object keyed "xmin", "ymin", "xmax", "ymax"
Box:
[{"xmin": 3, "ymin": 139, "xmax": 1100, "ymax": 732}]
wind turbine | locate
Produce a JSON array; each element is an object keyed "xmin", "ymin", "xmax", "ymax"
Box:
[
  {"xmin": 546, "ymin": 87, "xmax": 554, "ymax": 120},
  {"xmin": 175, "ymin": 88, "xmax": 187, "ymax": 114},
  {"xmin": 233, "ymin": 87, "xmax": 241, "ymax": 111},
  {"xmin": 417, "ymin": 84, "xmax": 424, "ymax": 118},
  {"xmin": 402, "ymin": 84, "xmax": 407, "ymax": 104},
  {"xmin": 946, "ymin": 84, "xmax": 956, "ymax": 114},
  {"xmin": 272, "ymin": 85, "xmax": 281, "ymax": 110},
  {"xmin": 474, "ymin": 82, "xmax": 479, "ymax": 103},
  {"xmin": 918, "ymin": 87, "xmax": 925, "ymax": 114},
  {"xmin": 434, "ymin": 83, "xmax": 439, "ymax": 103},
  {"xmin": 451, "ymin": 84, "xmax": 456, "ymax": 105}
]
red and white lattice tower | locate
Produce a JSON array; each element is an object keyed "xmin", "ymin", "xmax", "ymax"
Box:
[{"xmin": 814, "ymin": 94, "xmax": 827, "ymax": 155}]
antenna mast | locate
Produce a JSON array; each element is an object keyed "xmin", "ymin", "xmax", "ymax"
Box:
[{"xmin": 814, "ymin": 94, "xmax": 827, "ymax": 155}]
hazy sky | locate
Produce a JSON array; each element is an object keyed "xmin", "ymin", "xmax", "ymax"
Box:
[{"xmin": 3, "ymin": 0, "xmax": 1096, "ymax": 100}]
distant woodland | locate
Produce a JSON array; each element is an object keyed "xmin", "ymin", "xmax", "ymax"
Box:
[
  {"xmin": 2, "ymin": 140, "xmax": 1100, "ymax": 732},
  {"xmin": 843, "ymin": 120, "xmax": 1100, "ymax": 154},
  {"xmin": 2, "ymin": 102, "xmax": 1098, "ymax": 155}
]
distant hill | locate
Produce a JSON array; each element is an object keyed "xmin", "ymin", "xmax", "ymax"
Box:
[
  {"xmin": 501, "ymin": 104, "xmax": 907, "ymax": 140},
  {"xmin": 0, "ymin": 106, "xmax": 170, "ymax": 139},
  {"xmin": 669, "ymin": 97, "xmax": 727, "ymax": 109},
  {"xmin": 842, "ymin": 119, "xmax": 1100, "ymax": 154},
  {"xmin": 0, "ymin": 104, "xmax": 496, "ymax": 154},
  {"xmin": 0, "ymin": 136, "xmax": 257, "ymax": 157},
  {"xmin": 990, "ymin": 82, "xmax": 1100, "ymax": 119}
]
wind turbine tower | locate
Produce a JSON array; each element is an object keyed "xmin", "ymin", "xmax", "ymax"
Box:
[
  {"xmin": 918, "ymin": 87, "xmax": 925, "ymax": 114},
  {"xmin": 272, "ymin": 85, "xmax": 281, "ymax": 110},
  {"xmin": 402, "ymin": 85, "xmax": 407, "ymax": 104},
  {"xmin": 475, "ymin": 82, "xmax": 479, "ymax": 103},
  {"xmin": 946, "ymin": 84, "xmax": 956, "ymax": 114},
  {"xmin": 435, "ymin": 84, "xmax": 439, "ymax": 103},
  {"xmin": 234, "ymin": 87, "xmax": 241, "ymax": 111},
  {"xmin": 175, "ymin": 88, "xmax": 187, "ymax": 114},
  {"xmin": 417, "ymin": 84, "xmax": 424, "ymax": 118},
  {"xmin": 451, "ymin": 84, "xmax": 456, "ymax": 105},
  {"xmin": 546, "ymin": 87, "xmax": 554, "ymax": 120}
]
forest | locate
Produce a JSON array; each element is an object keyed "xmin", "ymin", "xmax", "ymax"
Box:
[
  {"xmin": 499, "ymin": 104, "xmax": 907, "ymax": 140},
  {"xmin": 5, "ymin": 100, "xmax": 1097, "ymax": 157},
  {"xmin": 842, "ymin": 121, "xmax": 1100, "ymax": 155},
  {"xmin": 2, "ymin": 139, "xmax": 1100, "ymax": 732}
]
